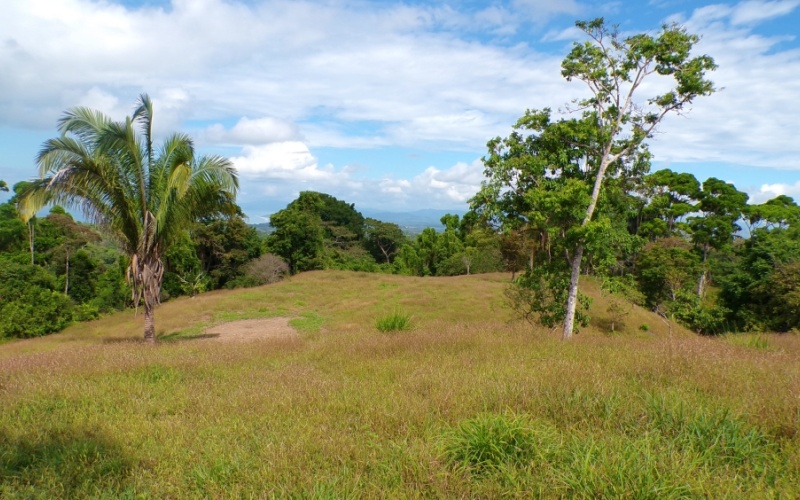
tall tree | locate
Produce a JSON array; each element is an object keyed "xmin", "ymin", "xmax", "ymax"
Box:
[
  {"xmin": 636, "ymin": 169, "xmax": 700, "ymax": 239},
  {"xmin": 19, "ymin": 94, "xmax": 238, "ymax": 343},
  {"xmin": 688, "ymin": 177, "xmax": 748, "ymax": 296},
  {"xmin": 557, "ymin": 18, "xmax": 716, "ymax": 338},
  {"xmin": 364, "ymin": 217, "xmax": 406, "ymax": 264}
]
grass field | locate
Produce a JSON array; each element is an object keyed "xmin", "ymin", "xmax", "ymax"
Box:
[{"xmin": 1, "ymin": 271, "xmax": 798, "ymax": 497}]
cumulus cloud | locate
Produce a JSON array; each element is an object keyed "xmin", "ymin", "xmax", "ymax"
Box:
[
  {"xmin": 748, "ymin": 181, "xmax": 800, "ymax": 204},
  {"xmin": 2, "ymin": 0, "xmax": 800, "ymax": 216},
  {"xmin": 649, "ymin": 0, "xmax": 800, "ymax": 171},
  {"xmin": 205, "ymin": 117, "xmax": 301, "ymax": 146},
  {"xmin": 230, "ymin": 141, "xmax": 327, "ymax": 180},
  {"xmin": 377, "ymin": 158, "xmax": 485, "ymax": 207}
]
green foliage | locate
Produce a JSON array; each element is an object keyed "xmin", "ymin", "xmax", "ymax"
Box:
[
  {"xmin": 601, "ymin": 276, "xmax": 640, "ymax": 333},
  {"xmin": 669, "ymin": 289, "xmax": 730, "ymax": 335},
  {"xmin": 22, "ymin": 93, "xmax": 239, "ymax": 342},
  {"xmin": 375, "ymin": 310, "xmax": 412, "ymax": 333},
  {"xmin": 0, "ymin": 202, "xmax": 26, "ymax": 254},
  {"xmin": 267, "ymin": 208, "xmax": 325, "ymax": 273},
  {"xmin": 719, "ymin": 227, "xmax": 800, "ymax": 332},
  {"xmin": 0, "ymin": 257, "xmax": 76, "ymax": 338},
  {"xmin": 90, "ymin": 256, "xmax": 130, "ymax": 313},
  {"xmin": 756, "ymin": 261, "xmax": 800, "ymax": 332},
  {"xmin": 364, "ymin": 218, "xmax": 406, "ymax": 264},
  {"xmin": 192, "ymin": 213, "xmax": 263, "ymax": 289},
  {"xmin": 636, "ymin": 169, "xmax": 700, "ymax": 239},
  {"xmin": 636, "ymin": 237, "xmax": 701, "ymax": 307},
  {"xmin": 506, "ymin": 265, "xmax": 591, "ymax": 331},
  {"xmin": 0, "ymin": 287, "xmax": 73, "ymax": 338}
]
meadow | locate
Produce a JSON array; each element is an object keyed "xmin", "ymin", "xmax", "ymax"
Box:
[{"xmin": 1, "ymin": 271, "xmax": 798, "ymax": 497}]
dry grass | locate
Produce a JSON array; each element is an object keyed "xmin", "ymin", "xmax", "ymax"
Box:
[{"xmin": 1, "ymin": 271, "xmax": 798, "ymax": 497}]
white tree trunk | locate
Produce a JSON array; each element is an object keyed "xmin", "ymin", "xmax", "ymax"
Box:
[
  {"xmin": 562, "ymin": 153, "xmax": 614, "ymax": 340},
  {"xmin": 562, "ymin": 244, "xmax": 584, "ymax": 339}
]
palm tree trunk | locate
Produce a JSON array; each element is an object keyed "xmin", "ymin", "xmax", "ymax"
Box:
[
  {"xmin": 144, "ymin": 299, "xmax": 156, "ymax": 344},
  {"xmin": 130, "ymin": 252, "xmax": 163, "ymax": 344}
]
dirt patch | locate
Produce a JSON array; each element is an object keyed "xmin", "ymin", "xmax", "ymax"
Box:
[{"xmin": 204, "ymin": 317, "xmax": 298, "ymax": 342}]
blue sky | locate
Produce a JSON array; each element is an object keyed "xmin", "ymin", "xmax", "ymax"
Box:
[{"xmin": 1, "ymin": 0, "xmax": 799, "ymax": 220}]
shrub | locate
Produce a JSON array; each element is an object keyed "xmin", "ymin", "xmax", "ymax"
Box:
[
  {"xmin": 375, "ymin": 310, "xmax": 412, "ymax": 332},
  {"xmin": 232, "ymin": 253, "xmax": 289, "ymax": 288},
  {"xmin": 0, "ymin": 288, "xmax": 73, "ymax": 338}
]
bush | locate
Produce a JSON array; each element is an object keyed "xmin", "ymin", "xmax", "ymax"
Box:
[
  {"xmin": 72, "ymin": 303, "xmax": 100, "ymax": 322},
  {"xmin": 230, "ymin": 254, "xmax": 289, "ymax": 288},
  {"xmin": 0, "ymin": 288, "xmax": 73, "ymax": 338},
  {"xmin": 375, "ymin": 310, "xmax": 412, "ymax": 332}
]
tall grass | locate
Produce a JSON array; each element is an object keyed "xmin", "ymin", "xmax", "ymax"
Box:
[
  {"xmin": 0, "ymin": 271, "xmax": 798, "ymax": 497},
  {"xmin": 375, "ymin": 310, "xmax": 412, "ymax": 332}
]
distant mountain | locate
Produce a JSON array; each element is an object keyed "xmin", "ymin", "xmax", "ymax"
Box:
[
  {"xmin": 249, "ymin": 208, "xmax": 465, "ymax": 236},
  {"xmin": 362, "ymin": 208, "xmax": 465, "ymax": 234},
  {"xmin": 250, "ymin": 222, "xmax": 274, "ymax": 234}
]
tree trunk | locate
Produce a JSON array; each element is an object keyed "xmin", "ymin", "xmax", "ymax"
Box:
[
  {"xmin": 697, "ymin": 244, "xmax": 709, "ymax": 297},
  {"xmin": 563, "ymin": 244, "xmax": 584, "ymax": 339},
  {"xmin": 563, "ymin": 151, "xmax": 614, "ymax": 340},
  {"xmin": 129, "ymin": 250, "xmax": 163, "ymax": 344},
  {"xmin": 143, "ymin": 299, "xmax": 156, "ymax": 344},
  {"xmin": 64, "ymin": 249, "xmax": 70, "ymax": 295},
  {"xmin": 28, "ymin": 222, "xmax": 34, "ymax": 265}
]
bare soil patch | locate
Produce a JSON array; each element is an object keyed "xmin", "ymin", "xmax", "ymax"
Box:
[{"xmin": 204, "ymin": 317, "xmax": 298, "ymax": 342}]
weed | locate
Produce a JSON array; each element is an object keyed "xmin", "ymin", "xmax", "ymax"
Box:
[
  {"xmin": 724, "ymin": 333, "xmax": 770, "ymax": 350},
  {"xmin": 375, "ymin": 310, "xmax": 413, "ymax": 333},
  {"xmin": 442, "ymin": 413, "xmax": 539, "ymax": 474}
]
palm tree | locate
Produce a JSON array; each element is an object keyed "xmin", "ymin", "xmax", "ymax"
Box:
[{"xmin": 20, "ymin": 94, "xmax": 239, "ymax": 343}]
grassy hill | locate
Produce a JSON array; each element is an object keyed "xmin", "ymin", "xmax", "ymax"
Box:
[{"xmin": 1, "ymin": 271, "xmax": 798, "ymax": 497}]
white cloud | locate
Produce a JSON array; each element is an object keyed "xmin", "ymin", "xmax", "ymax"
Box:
[
  {"xmin": 205, "ymin": 117, "xmax": 301, "ymax": 146},
  {"xmin": 730, "ymin": 0, "xmax": 800, "ymax": 25},
  {"xmin": 647, "ymin": 0, "xmax": 800, "ymax": 171},
  {"xmin": 75, "ymin": 87, "xmax": 121, "ymax": 116},
  {"xmin": 231, "ymin": 141, "xmax": 326, "ymax": 180},
  {"xmin": 749, "ymin": 181, "xmax": 800, "ymax": 204},
  {"xmin": 377, "ymin": 158, "xmax": 485, "ymax": 206},
  {"xmin": 3, "ymin": 0, "xmax": 800, "ymax": 215}
]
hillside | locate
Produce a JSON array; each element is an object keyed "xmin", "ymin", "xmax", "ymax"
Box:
[{"xmin": 1, "ymin": 271, "xmax": 798, "ymax": 497}]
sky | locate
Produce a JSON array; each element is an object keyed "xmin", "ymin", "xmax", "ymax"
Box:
[{"xmin": 1, "ymin": 0, "xmax": 799, "ymax": 221}]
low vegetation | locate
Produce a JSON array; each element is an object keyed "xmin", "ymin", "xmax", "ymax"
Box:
[
  {"xmin": 375, "ymin": 310, "xmax": 413, "ymax": 333},
  {"xmin": 1, "ymin": 271, "xmax": 798, "ymax": 497}
]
